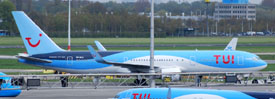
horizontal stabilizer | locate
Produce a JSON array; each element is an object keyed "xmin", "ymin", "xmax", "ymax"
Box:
[
  {"xmin": 224, "ymin": 38, "xmax": 238, "ymax": 51},
  {"xmin": 94, "ymin": 41, "xmax": 107, "ymax": 51},
  {"xmin": 16, "ymin": 56, "xmax": 52, "ymax": 63}
]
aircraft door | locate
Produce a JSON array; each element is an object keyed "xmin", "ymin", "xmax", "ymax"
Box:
[
  {"xmin": 124, "ymin": 57, "xmax": 128, "ymax": 62},
  {"xmin": 0, "ymin": 79, "xmax": 3, "ymax": 90},
  {"xmin": 190, "ymin": 56, "xmax": 196, "ymax": 66},
  {"xmin": 67, "ymin": 56, "xmax": 73, "ymax": 65},
  {"xmin": 238, "ymin": 56, "xmax": 244, "ymax": 66},
  {"xmin": 0, "ymin": 79, "xmax": 2, "ymax": 85}
]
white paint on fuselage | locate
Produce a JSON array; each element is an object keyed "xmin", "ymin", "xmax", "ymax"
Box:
[
  {"xmin": 124, "ymin": 55, "xmax": 266, "ymax": 72},
  {"xmin": 174, "ymin": 94, "xmax": 226, "ymax": 99},
  {"xmin": 124, "ymin": 55, "xmax": 185, "ymax": 69}
]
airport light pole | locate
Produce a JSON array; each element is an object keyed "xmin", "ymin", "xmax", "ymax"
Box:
[
  {"xmin": 267, "ymin": 23, "xmax": 269, "ymax": 31},
  {"xmin": 205, "ymin": 0, "xmax": 210, "ymax": 37},
  {"xmin": 241, "ymin": 19, "xmax": 244, "ymax": 33},
  {"xmin": 149, "ymin": 0, "xmax": 156, "ymax": 88},
  {"xmin": 215, "ymin": 21, "xmax": 218, "ymax": 34},
  {"xmin": 68, "ymin": 0, "xmax": 71, "ymax": 51}
]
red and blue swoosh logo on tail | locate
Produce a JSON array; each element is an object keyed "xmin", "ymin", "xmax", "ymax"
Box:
[{"xmin": 25, "ymin": 33, "xmax": 42, "ymax": 48}]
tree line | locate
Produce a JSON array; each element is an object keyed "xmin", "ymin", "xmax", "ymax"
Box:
[{"xmin": 0, "ymin": 0, "xmax": 275, "ymax": 37}]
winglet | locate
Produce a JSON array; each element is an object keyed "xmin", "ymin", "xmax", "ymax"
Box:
[
  {"xmin": 224, "ymin": 38, "xmax": 238, "ymax": 51},
  {"xmin": 95, "ymin": 41, "xmax": 107, "ymax": 51},
  {"xmin": 87, "ymin": 45, "xmax": 105, "ymax": 63}
]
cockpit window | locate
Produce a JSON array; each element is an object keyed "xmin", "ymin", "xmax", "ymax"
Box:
[
  {"xmin": 256, "ymin": 56, "xmax": 261, "ymax": 60},
  {"xmin": 252, "ymin": 56, "xmax": 261, "ymax": 61}
]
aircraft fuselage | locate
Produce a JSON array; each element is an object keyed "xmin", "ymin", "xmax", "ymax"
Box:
[{"xmin": 19, "ymin": 50, "xmax": 267, "ymax": 74}]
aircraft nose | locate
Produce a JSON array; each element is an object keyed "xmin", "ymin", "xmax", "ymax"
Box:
[
  {"xmin": 263, "ymin": 60, "xmax": 268, "ymax": 67},
  {"xmin": 259, "ymin": 60, "xmax": 268, "ymax": 70}
]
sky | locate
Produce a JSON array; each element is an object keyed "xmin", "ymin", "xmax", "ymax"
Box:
[{"xmin": 91, "ymin": 0, "xmax": 263, "ymax": 4}]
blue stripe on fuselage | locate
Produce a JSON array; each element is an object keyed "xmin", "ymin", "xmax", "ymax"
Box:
[
  {"xmin": 31, "ymin": 51, "xmax": 122, "ymax": 60},
  {"xmin": 19, "ymin": 58, "xmax": 110, "ymax": 69}
]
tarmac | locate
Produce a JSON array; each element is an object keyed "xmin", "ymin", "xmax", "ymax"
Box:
[
  {"xmin": 0, "ymin": 69, "xmax": 43, "ymax": 73},
  {"xmin": 1, "ymin": 86, "xmax": 275, "ymax": 99},
  {"xmin": 0, "ymin": 55, "xmax": 16, "ymax": 59}
]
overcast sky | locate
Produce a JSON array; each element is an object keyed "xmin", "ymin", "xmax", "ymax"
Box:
[{"xmin": 92, "ymin": 0, "xmax": 263, "ymax": 4}]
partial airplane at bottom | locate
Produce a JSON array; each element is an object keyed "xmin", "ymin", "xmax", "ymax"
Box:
[
  {"xmin": 114, "ymin": 88, "xmax": 275, "ymax": 99},
  {"xmin": 12, "ymin": 11, "xmax": 267, "ymax": 75},
  {"xmin": 0, "ymin": 72, "xmax": 21, "ymax": 97}
]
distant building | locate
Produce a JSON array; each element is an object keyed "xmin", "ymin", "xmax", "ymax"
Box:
[
  {"xmin": 154, "ymin": 15, "xmax": 202, "ymax": 21},
  {"xmin": 140, "ymin": 12, "xmax": 206, "ymax": 21},
  {"xmin": 214, "ymin": 0, "xmax": 256, "ymax": 20}
]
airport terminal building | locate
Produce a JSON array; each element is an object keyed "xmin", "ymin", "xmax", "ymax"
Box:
[{"xmin": 214, "ymin": 0, "xmax": 256, "ymax": 20}]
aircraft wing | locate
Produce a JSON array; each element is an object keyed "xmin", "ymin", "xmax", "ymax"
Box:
[
  {"xmin": 16, "ymin": 55, "xmax": 52, "ymax": 63},
  {"xmin": 224, "ymin": 38, "xmax": 238, "ymax": 51},
  {"xmin": 87, "ymin": 45, "xmax": 158, "ymax": 72},
  {"xmin": 94, "ymin": 41, "xmax": 107, "ymax": 51}
]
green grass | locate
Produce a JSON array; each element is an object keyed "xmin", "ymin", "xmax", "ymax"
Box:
[
  {"xmin": 0, "ymin": 48, "xmax": 26, "ymax": 55},
  {"xmin": 1, "ymin": 46, "xmax": 275, "ymax": 55},
  {"xmin": 259, "ymin": 55, "xmax": 275, "ymax": 60},
  {"xmin": 1, "ymin": 37, "xmax": 275, "ymax": 45},
  {"xmin": 261, "ymin": 64, "xmax": 275, "ymax": 71},
  {"xmin": 0, "ymin": 37, "xmax": 274, "ymax": 55},
  {"xmin": 0, "ymin": 59, "xmax": 41, "ymax": 69},
  {"xmin": 5, "ymin": 72, "xmax": 44, "ymax": 75}
]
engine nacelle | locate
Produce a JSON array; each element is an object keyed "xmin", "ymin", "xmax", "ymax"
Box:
[{"xmin": 161, "ymin": 68, "xmax": 181, "ymax": 82}]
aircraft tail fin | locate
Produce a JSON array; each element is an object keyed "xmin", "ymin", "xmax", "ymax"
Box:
[
  {"xmin": 87, "ymin": 45, "xmax": 105, "ymax": 63},
  {"xmin": 94, "ymin": 41, "xmax": 107, "ymax": 51},
  {"xmin": 167, "ymin": 86, "xmax": 172, "ymax": 99},
  {"xmin": 224, "ymin": 38, "xmax": 238, "ymax": 51},
  {"xmin": 12, "ymin": 11, "xmax": 64, "ymax": 55}
]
